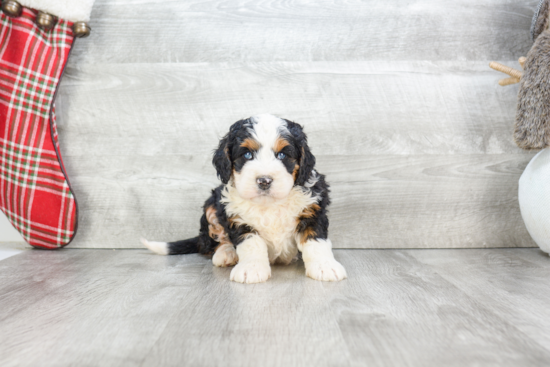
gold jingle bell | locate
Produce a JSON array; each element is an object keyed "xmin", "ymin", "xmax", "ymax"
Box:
[
  {"xmin": 72, "ymin": 22, "xmax": 91, "ymax": 38},
  {"xmin": 1, "ymin": 0, "xmax": 22, "ymax": 17},
  {"xmin": 36, "ymin": 11, "xmax": 56, "ymax": 30}
]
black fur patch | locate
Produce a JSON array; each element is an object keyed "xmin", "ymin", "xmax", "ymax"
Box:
[
  {"xmin": 232, "ymin": 143, "xmax": 256, "ymax": 174},
  {"xmin": 195, "ymin": 185, "xmax": 256, "ymax": 254},
  {"xmin": 275, "ymin": 141, "xmax": 299, "ymax": 175},
  {"xmin": 212, "ymin": 119, "xmax": 255, "ymax": 183},
  {"xmin": 283, "ymin": 119, "xmax": 316, "ymax": 186},
  {"xmin": 295, "ymin": 174, "xmax": 330, "ymax": 242}
]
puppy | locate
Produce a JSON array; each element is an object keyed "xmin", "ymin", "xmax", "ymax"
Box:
[{"xmin": 142, "ymin": 114, "xmax": 347, "ymax": 283}]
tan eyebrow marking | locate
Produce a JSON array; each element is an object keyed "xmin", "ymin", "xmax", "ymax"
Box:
[
  {"xmin": 274, "ymin": 136, "xmax": 290, "ymax": 152},
  {"xmin": 240, "ymin": 138, "xmax": 260, "ymax": 151}
]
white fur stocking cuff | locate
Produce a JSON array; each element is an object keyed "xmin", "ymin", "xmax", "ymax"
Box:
[{"xmin": 18, "ymin": 0, "xmax": 95, "ymax": 22}]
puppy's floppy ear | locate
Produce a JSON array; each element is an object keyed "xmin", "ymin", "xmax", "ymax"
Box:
[
  {"xmin": 212, "ymin": 119, "xmax": 250, "ymax": 184},
  {"xmin": 212, "ymin": 134, "xmax": 232, "ymax": 184},
  {"xmin": 284, "ymin": 119, "xmax": 316, "ymax": 186},
  {"xmin": 297, "ymin": 138, "xmax": 316, "ymax": 186}
]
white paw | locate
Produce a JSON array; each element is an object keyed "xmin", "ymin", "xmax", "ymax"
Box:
[
  {"xmin": 230, "ymin": 261, "xmax": 271, "ymax": 284},
  {"xmin": 141, "ymin": 238, "xmax": 168, "ymax": 255},
  {"xmin": 212, "ymin": 245, "xmax": 239, "ymax": 267},
  {"xmin": 305, "ymin": 259, "xmax": 347, "ymax": 282}
]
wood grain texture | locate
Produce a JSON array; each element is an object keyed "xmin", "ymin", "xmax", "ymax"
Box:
[
  {"xmin": 141, "ymin": 258, "xmax": 351, "ymax": 367},
  {"xmin": 329, "ymin": 250, "xmax": 550, "ymax": 367},
  {"xmin": 53, "ymin": 61, "xmax": 537, "ymax": 248},
  {"xmin": 0, "ymin": 250, "xmax": 209, "ymax": 367},
  {"xmin": 57, "ymin": 61, "xmax": 529, "ymax": 156},
  {"xmin": 64, "ymin": 153, "xmax": 536, "ymax": 248},
  {"xmin": 408, "ymin": 249, "xmax": 550, "ymax": 350},
  {"xmin": 69, "ymin": 0, "xmax": 535, "ymax": 64},
  {"xmin": 1, "ymin": 249, "xmax": 550, "ymax": 366},
  {"xmin": 34, "ymin": 0, "xmax": 539, "ymax": 249}
]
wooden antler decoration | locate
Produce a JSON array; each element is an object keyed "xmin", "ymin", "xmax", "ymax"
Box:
[{"xmin": 489, "ymin": 57, "xmax": 526, "ymax": 86}]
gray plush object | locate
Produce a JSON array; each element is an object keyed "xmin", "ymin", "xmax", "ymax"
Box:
[
  {"xmin": 513, "ymin": 0, "xmax": 550, "ymax": 149},
  {"xmin": 515, "ymin": 30, "xmax": 550, "ymax": 149},
  {"xmin": 531, "ymin": 0, "xmax": 549, "ymax": 41}
]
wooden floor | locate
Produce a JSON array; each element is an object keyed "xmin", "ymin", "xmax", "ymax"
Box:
[{"xmin": 1, "ymin": 248, "xmax": 550, "ymax": 366}]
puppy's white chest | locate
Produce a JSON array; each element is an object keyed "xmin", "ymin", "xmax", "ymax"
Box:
[
  {"xmin": 238, "ymin": 204, "xmax": 300, "ymax": 264},
  {"xmin": 222, "ymin": 185, "xmax": 319, "ymax": 264},
  {"xmin": 247, "ymin": 205, "xmax": 298, "ymax": 240}
]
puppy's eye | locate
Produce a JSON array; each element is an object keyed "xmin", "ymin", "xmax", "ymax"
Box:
[
  {"xmin": 244, "ymin": 152, "xmax": 253, "ymax": 160},
  {"xmin": 277, "ymin": 152, "xmax": 286, "ymax": 160}
]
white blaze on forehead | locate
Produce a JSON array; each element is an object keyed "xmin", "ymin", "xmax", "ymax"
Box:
[
  {"xmin": 249, "ymin": 114, "xmax": 288, "ymax": 155},
  {"xmin": 233, "ymin": 114, "xmax": 294, "ymax": 202}
]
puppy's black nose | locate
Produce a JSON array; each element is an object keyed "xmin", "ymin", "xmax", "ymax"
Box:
[{"xmin": 257, "ymin": 176, "xmax": 273, "ymax": 190}]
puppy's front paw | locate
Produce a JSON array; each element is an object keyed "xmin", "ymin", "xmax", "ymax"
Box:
[
  {"xmin": 212, "ymin": 244, "xmax": 238, "ymax": 267},
  {"xmin": 230, "ymin": 261, "xmax": 271, "ymax": 283},
  {"xmin": 305, "ymin": 259, "xmax": 347, "ymax": 282}
]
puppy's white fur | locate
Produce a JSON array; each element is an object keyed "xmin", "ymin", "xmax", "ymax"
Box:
[
  {"xmin": 230, "ymin": 234, "xmax": 271, "ymax": 283},
  {"xmin": 222, "ymin": 183, "xmax": 319, "ymax": 265},
  {"xmin": 300, "ymin": 239, "xmax": 347, "ymax": 281},
  {"xmin": 18, "ymin": 0, "xmax": 95, "ymax": 22},
  {"xmin": 141, "ymin": 238, "xmax": 168, "ymax": 255}
]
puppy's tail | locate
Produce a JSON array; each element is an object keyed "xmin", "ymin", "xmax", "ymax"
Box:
[{"xmin": 141, "ymin": 237, "xmax": 200, "ymax": 255}]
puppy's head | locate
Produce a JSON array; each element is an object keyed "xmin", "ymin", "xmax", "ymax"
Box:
[{"xmin": 213, "ymin": 114, "xmax": 315, "ymax": 202}]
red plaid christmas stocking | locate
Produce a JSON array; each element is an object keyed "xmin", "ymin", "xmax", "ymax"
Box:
[{"xmin": 0, "ymin": 1, "xmax": 93, "ymax": 249}]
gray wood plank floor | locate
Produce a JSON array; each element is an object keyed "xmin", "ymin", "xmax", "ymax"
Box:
[{"xmin": 1, "ymin": 248, "xmax": 549, "ymax": 367}]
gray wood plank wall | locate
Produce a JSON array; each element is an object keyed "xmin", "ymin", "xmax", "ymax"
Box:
[{"xmin": 52, "ymin": 0, "xmax": 539, "ymax": 248}]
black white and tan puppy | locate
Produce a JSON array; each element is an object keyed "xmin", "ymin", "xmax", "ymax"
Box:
[{"xmin": 142, "ymin": 114, "xmax": 347, "ymax": 283}]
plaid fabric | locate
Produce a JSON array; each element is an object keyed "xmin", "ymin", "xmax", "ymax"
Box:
[{"xmin": 0, "ymin": 6, "xmax": 77, "ymax": 249}]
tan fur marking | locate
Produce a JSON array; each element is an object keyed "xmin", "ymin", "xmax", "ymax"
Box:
[
  {"xmin": 300, "ymin": 227, "xmax": 317, "ymax": 244},
  {"xmin": 205, "ymin": 206, "xmax": 230, "ymax": 245},
  {"xmin": 274, "ymin": 136, "xmax": 290, "ymax": 152},
  {"xmin": 241, "ymin": 138, "xmax": 260, "ymax": 151},
  {"xmin": 292, "ymin": 163, "xmax": 299, "ymax": 181},
  {"xmin": 300, "ymin": 203, "xmax": 321, "ymax": 219}
]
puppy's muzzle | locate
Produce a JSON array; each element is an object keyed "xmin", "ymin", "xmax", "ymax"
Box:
[{"xmin": 257, "ymin": 176, "xmax": 273, "ymax": 191}]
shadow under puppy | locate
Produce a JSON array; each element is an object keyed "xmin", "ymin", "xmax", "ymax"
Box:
[{"xmin": 142, "ymin": 114, "xmax": 347, "ymax": 283}]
